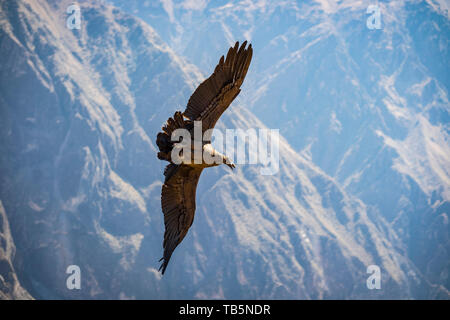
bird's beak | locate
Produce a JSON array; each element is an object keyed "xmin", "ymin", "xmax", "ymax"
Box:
[{"xmin": 226, "ymin": 162, "xmax": 235, "ymax": 170}]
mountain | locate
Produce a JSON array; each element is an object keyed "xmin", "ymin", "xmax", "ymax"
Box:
[
  {"xmin": 0, "ymin": 201, "xmax": 33, "ymax": 299},
  {"xmin": 0, "ymin": 0, "xmax": 448, "ymax": 299},
  {"xmin": 110, "ymin": 0, "xmax": 450, "ymax": 296}
]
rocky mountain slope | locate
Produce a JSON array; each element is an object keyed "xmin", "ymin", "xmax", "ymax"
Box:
[
  {"xmin": 111, "ymin": 0, "xmax": 450, "ymax": 296},
  {"xmin": 0, "ymin": 0, "xmax": 448, "ymax": 299},
  {"xmin": 0, "ymin": 201, "xmax": 33, "ymax": 299}
]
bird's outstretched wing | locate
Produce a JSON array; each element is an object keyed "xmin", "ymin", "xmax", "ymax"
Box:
[
  {"xmin": 184, "ymin": 41, "xmax": 253, "ymax": 133},
  {"xmin": 159, "ymin": 164, "xmax": 203, "ymax": 274}
]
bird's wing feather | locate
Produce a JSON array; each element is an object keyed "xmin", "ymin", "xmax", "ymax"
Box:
[
  {"xmin": 184, "ymin": 41, "xmax": 253, "ymax": 132},
  {"xmin": 159, "ymin": 165, "xmax": 203, "ymax": 274}
]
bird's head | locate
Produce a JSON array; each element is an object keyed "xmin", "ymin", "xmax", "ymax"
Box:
[{"xmin": 224, "ymin": 156, "xmax": 235, "ymax": 170}]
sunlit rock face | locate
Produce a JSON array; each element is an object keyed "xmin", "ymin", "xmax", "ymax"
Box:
[
  {"xmin": 112, "ymin": 0, "xmax": 450, "ymax": 298},
  {"xmin": 0, "ymin": 201, "xmax": 33, "ymax": 299},
  {"xmin": 0, "ymin": 0, "xmax": 448, "ymax": 299}
]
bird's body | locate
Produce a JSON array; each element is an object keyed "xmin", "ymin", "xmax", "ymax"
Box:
[
  {"xmin": 155, "ymin": 41, "xmax": 253, "ymax": 274},
  {"xmin": 176, "ymin": 142, "xmax": 226, "ymax": 168}
]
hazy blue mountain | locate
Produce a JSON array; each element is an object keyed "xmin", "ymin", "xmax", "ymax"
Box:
[
  {"xmin": 0, "ymin": 201, "xmax": 33, "ymax": 299},
  {"xmin": 110, "ymin": 0, "xmax": 450, "ymax": 296},
  {"xmin": 0, "ymin": 0, "xmax": 448, "ymax": 299}
]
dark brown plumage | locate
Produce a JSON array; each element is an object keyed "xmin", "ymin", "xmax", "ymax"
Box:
[{"xmin": 156, "ymin": 41, "xmax": 253, "ymax": 274}]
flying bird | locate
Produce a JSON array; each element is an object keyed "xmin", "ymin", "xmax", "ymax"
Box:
[{"xmin": 155, "ymin": 41, "xmax": 253, "ymax": 274}]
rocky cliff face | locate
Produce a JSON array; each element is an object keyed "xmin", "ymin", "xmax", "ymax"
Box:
[
  {"xmin": 0, "ymin": 0, "xmax": 447, "ymax": 299},
  {"xmin": 0, "ymin": 201, "xmax": 33, "ymax": 299},
  {"xmin": 111, "ymin": 0, "xmax": 450, "ymax": 297}
]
